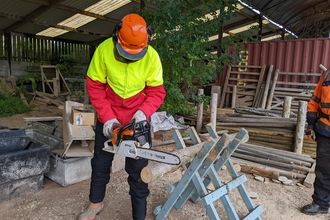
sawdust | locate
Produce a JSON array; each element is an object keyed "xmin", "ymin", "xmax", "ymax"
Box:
[{"xmin": 0, "ymin": 104, "xmax": 329, "ymax": 220}]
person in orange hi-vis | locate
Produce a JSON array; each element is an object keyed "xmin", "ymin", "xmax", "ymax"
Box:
[
  {"xmin": 78, "ymin": 13, "xmax": 166, "ymax": 220},
  {"xmin": 302, "ymin": 67, "xmax": 330, "ymax": 215}
]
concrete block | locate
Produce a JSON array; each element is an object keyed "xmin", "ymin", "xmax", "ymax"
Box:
[{"xmin": 45, "ymin": 154, "xmax": 92, "ymax": 187}]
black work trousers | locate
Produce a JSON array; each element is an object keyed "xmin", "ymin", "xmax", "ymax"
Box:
[
  {"xmin": 89, "ymin": 120, "xmax": 149, "ymax": 220},
  {"xmin": 312, "ymin": 132, "xmax": 330, "ymax": 208}
]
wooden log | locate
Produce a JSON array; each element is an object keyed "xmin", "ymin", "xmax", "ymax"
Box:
[
  {"xmin": 232, "ymin": 152, "xmax": 311, "ymax": 173},
  {"xmin": 196, "ymin": 89, "xmax": 204, "ymax": 133},
  {"xmin": 217, "ymin": 115, "xmax": 297, "ymax": 123},
  {"xmin": 216, "ymin": 122, "xmax": 296, "ymax": 129},
  {"xmin": 232, "ymin": 158, "xmax": 307, "ymax": 180},
  {"xmin": 266, "ymin": 69, "xmax": 279, "ymax": 110},
  {"xmin": 282, "ymin": 96, "xmax": 292, "ymax": 118},
  {"xmin": 240, "ymin": 143, "xmax": 315, "ymax": 163},
  {"xmin": 35, "ymin": 91, "xmax": 64, "ymax": 106},
  {"xmin": 210, "ymin": 93, "xmax": 218, "ymax": 130},
  {"xmin": 140, "ymin": 142, "xmax": 205, "ymax": 183},
  {"xmin": 216, "ymin": 126, "xmax": 295, "ymax": 138},
  {"xmin": 235, "ymin": 148, "xmax": 312, "ymax": 167},
  {"xmin": 295, "ymin": 101, "xmax": 307, "ymax": 154},
  {"xmin": 260, "ymin": 64, "xmax": 273, "ymax": 109},
  {"xmin": 248, "ymin": 136, "xmax": 293, "ymax": 145},
  {"xmin": 34, "ymin": 96, "xmax": 52, "ymax": 105},
  {"xmin": 240, "ymin": 164, "xmax": 279, "ymax": 180}
]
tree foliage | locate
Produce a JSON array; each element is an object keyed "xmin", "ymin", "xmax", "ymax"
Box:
[{"xmin": 140, "ymin": 0, "xmax": 249, "ymax": 116}]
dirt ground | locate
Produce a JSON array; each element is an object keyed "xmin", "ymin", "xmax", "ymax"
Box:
[{"xmin": 0, "ymin": 104, "xmax": 329, "ymax": 220}]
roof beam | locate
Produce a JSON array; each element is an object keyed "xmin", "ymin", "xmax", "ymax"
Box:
[
  {"xmin": 53, "ymin": 5, "xmax": 120, "ymax": 23},
  {"xmin": 231, "ymin": 8, "xmax": 280, "ymax": 35},
  {"xmin": 31, "ymin": 20, "xmax": 111, "ymax": 37},
  {"xmin": 4, "ymin": 0, "xmax": 64, "ymax": 33},
  {"xmin": 282, "ymin": 1, "xmax": 330, "ymax": 27},
  {"xmin": 24, "ymin": 0, "xmax": 121, "ymax": 23}
]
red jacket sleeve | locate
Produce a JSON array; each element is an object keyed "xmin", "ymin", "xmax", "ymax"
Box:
[
  {"xmin": 86, "ymin": 76, "xmax": 116, "ymax": 123},
  {"xmin": 139, "ymin": 84, "xmax": 166, "ymax": 119}
]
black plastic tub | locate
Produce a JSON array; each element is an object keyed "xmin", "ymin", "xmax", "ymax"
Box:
[{"xmin": 0, "ymin": 129, "xmax": 50, "ymax": 203}]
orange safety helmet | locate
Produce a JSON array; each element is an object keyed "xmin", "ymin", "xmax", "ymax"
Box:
[{"xmin": 113, "ymin": 13, "xmax": 150, "ymax": 61}]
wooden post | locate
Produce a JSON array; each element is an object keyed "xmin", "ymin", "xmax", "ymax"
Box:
[
  {"xmin": 266, "ymin": 69, "xmax": 279, "ymax": 110},
  {"xmin": 196, "ymin": 89, "xmax": 204, "ymax": 133},
  {"xmin": 282, "ymin": 96, "xmax": 292, "ymax": 118},
  {"xmin": 261, "ymin": 65, "xmax": 273, "ymax": 109},
  {"xmin": 231, "ymin": 85, "xmax": 237, "ymax": 108},
  {"xmin": 53, "ymin": 78, "xmax": 58, "ymax": 97},
  {"xmin": 294, "ymin": 101, "xmax": 307, "ymax": 154},
  {"xmin": 210, "ymin": 93, "xmax": 218, "ymax": 130},
  {"xmin": 211, "ymin": 85, "xmax": 221, "ymax": 108}
]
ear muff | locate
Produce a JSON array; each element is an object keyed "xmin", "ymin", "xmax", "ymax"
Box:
[
  {"xmin": 112, "ymin": 22, "xmax": 122, "ymax": 43},
  {"xmin": 146, "ymin": 25, "xmax": 152, "ymax": 43}
]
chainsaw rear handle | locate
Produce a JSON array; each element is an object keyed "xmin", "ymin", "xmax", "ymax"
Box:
[{"xmin": 115, "ymin": 120, "xmax": 151, "ymax": 147}]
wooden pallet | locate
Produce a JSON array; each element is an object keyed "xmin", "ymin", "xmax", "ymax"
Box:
[
  {"xmin": 220, "ymin": 64, "xmax": 267, "ymax": 108},
  {"xmin": 266, "ymin": 69, "xmax": 322, "ymax": 113}
]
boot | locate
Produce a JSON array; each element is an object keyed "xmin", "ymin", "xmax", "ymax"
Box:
[
  {"xmin": 302, "ymin": 202, "xmax": 329, "ymax": 215},
  {"xmin": 78, "ymin": 202, "xmax": 104, "ymax": 220}
]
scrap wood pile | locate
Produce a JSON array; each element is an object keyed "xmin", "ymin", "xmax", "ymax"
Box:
[
  {"xmin": 213, "ymin": 107, "xmax": 316, "ymax": 158},
  {"xmin": 29, "ymin": 91, "xmax": 65, "ymax": 107},
  {"xmin": 232, "ymin": 142, "xmax": 315, "ymax": 187},
  {"xmin": 199, "ymin": 106, "xmax": 316, "ymax": 186}
]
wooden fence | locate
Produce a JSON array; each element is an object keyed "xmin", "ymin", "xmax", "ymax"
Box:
[{"xmin": 0, "ymin": 33, "xmax": 92, "ymax": 78}]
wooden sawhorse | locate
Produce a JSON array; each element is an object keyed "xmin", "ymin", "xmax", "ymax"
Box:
[{"xmin": 154, "ymin": 125, "xmax": 263, "ymax": 220}]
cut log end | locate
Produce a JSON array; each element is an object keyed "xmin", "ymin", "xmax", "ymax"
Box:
[{"xmin": 141, "ymin": 166, "xmax": 153, "ymax": 183}]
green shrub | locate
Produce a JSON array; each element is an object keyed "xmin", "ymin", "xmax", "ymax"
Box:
[
  {"xmin": 16, "ymin": 72, "xmax": 41, "ymax": 85},
  {"xmin": 0, "ymin": 94, "xmax": 34, "ymax": 117},
  {"xmin": 140, "ymin": 0, "xmax": 250, "ymax": 116}
]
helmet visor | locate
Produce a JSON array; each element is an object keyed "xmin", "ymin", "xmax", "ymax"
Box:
[{"xmin": 115, "ymin": 42, "xmax": 148, "ymax": 61}]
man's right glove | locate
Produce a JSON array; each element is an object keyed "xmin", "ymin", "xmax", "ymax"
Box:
[
  {"xmin": 103, "ymin": 118, "xmax": 121, "ymax": 139},
  {"xmin": 131, "ymin": 110, "xmax": 146, "ymax": 123},
  {"xmin": 305, "ymin": 128, "xmax": 316, "ymax": 141}
]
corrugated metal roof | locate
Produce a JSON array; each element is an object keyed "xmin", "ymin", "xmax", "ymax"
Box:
[
  {"xmin": 0, "ymin": 0, "xmax": 329, "ymax": 44},
  {"xmin": 244, "ymin": 0, "xmax": 330, "ymax": 37}
]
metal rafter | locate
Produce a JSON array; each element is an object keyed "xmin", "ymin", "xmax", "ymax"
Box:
[{"xmin": 4, "ymin": 0, "xmax": 65, "ymax": 33}]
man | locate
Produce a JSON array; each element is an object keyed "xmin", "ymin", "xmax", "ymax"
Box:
[
  {"xmin": 79, "ymin": 13, "xmax": 166, "ymax": 220},
  {"xmin": 302, "ymin": 68, "xmax": 330, "ymax": 215}
]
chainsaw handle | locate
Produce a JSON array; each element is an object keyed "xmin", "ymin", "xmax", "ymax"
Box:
[
  {"xmin": 115, "ymin": 122, "xmax": 134, "ymax": 146},
  {"xmin": 133, "ymin": 120, "xmax": 150, "ymax": 136},
  {"xmin": 115, "ymin": 120, "xmax": 151, "ymax": 146}
]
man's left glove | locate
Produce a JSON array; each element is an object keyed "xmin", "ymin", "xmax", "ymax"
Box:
[
  {"xmin": 131, "ymin": 110, "xmax": 146, "ymax": 123},
  {"xmin": 305, "ymin": 128, "xmax": 316, "ymax": 141},
  {"xmin": 103, "ymin": 118, "xmax": 121, "ymax": 139}
]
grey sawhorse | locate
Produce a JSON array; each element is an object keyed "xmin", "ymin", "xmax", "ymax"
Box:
[{"xmin": 153, "ymin": 125, "xmax": 263, "ymax": 220}]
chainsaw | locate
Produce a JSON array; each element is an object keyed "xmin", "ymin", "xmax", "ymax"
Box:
[{"xmin": 102, "ymin": 120, "xmax": 181, "ymax": 165}]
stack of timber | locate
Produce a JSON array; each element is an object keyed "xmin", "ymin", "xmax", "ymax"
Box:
[
  {"xmin": 210, "ymin": 107, "xmax": 316, "ymax": 158},
  {"xmin": 231, "ymin": 142, "xmax": 315, "ymax": 183},
  {"xmin": 266, "ymin": 69, "xmax": 322, "ymax": 113},
  {"xmin": 29, "ymin": 91, "xmax": 65, "ymax": 107}
]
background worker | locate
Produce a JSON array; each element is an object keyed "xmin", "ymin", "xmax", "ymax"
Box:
[
  {"xmin": 302, "ymin": 68, "xmax": 330, "ymax": 215},
  {"xmin": 78, "ymin": 13, "xmax": 166, "ymax": 220}
]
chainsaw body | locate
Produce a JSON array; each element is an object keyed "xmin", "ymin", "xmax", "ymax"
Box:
[{"xmin": 103, "ymin": 120, "xmax": 180, "ymax": 165}]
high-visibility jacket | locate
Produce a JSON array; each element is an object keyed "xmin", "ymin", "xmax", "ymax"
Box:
[
  {"xmin": 86, "ymin": 38, "xmax": 166, "ymax": 125},
  {"xmin": 307, "ymin": 70, "xmax": 330, "ymax": 137}
]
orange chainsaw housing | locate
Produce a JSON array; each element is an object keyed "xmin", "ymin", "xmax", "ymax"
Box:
[{"xmin": 111, "ymin": 126, "xmax": 134, "ymax": 145}]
